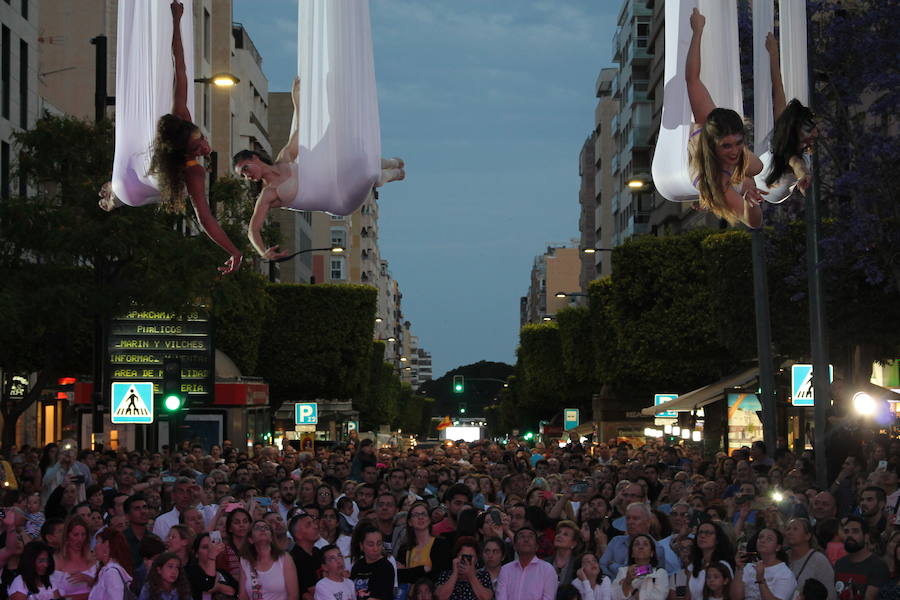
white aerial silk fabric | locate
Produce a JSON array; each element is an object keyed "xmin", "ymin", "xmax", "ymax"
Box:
[
  {"xmin": 753, "ymin": 0, "xmax": 809, "ymax": 203},
  {"xmin": 289, "ymin": 0, "xmax": 382, "ymax": 215},
  {"xmin": 111, "ymin": 0, "xmax": 195, "ymax": 206},
  {"xmin": 651, "ymin": 0, "xmax": 743, "ymax": 203}
]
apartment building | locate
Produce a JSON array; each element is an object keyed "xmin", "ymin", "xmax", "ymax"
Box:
[
  {"xmin": 521, "ymin": 244, "xmax": 582, "ymax": 326},
  {"xmin": 0, "ymin": 0, "xmax": 38, "ymax": 201}
]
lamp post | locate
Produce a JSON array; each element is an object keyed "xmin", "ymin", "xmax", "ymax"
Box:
[{"xmin": 268, "ymin": 246, "xmax": 344, "ymax": 283}]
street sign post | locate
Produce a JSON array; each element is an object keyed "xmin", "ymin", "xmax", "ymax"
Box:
[
  {"xmin": 654, "ymin": 393, "xmax": 679, "ymax": 418},
  {"xmin": 791, "ymin": 364, "xmax": 834, "ymax": 407},
  {"xmin": 111, "ymin": 382, "xmax": 154, "ymax": 424},
  {"xmin": 295, "ymin": 402, "xmax": 318, "ymax": 425},
  {"xmin": 564, "ymin": 408, "xmax": 579, "ymax": 430}
]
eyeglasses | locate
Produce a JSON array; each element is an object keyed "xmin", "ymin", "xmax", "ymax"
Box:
[{"xmin": 410, "ymin": 512, "xmax": 429, "ymax": 518}]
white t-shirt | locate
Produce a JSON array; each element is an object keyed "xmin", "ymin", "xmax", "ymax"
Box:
[
  {"xmin": 740, "ymin": 562, "xmax": 797, "ymax": 600},
  {"xmin": 8, "ymin": 575, "xmax": 57, "ymax": 600},
  {"xmin": 314, "ymin": 577, "xmax": 356, "ymax": 600}
]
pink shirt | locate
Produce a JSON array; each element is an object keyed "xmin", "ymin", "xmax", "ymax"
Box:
[{"xmin": 495, "ymin": 555, "xmax": 557, "ymax": 600}]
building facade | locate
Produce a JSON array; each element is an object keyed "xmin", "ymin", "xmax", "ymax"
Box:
[
  {"xmin": 1, "ymin": 0, "xmax": 38, "ymax": 201},
  {"xmin": 577, "ymin": 132, "xmax": 597, "ymax": 290},
  {"xmin": 593, "ymin": 68, "xmax": 618, "ymax": 278},
  {"xmin": 522, "ymin": 244, "xmax": 582, "ymax": 326}
]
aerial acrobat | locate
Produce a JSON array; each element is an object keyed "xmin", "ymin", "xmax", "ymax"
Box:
[
  {"xmin": 231, "ymin": 77, "xmax": 405, "ymax": 261},
  {"xmin": 686, "ymin": 8, "xmax": 767, "ymax": 228},
  {"xmin": 100, "ymin": 1, "xmax": 242, "ymax": 275}
]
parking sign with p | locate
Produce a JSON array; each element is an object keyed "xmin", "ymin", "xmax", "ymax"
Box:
[{"xmin": 295, "ymin": 402, "xmax": 318, "ymax": 425}]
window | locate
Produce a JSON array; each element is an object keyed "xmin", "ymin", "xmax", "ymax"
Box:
[
  {"xmin": 21, "ymin": 0, "xmax": 27, "ymax": 19},
  {"xmin": 1, "ymin": 142, "xmax": 9, "ymax": 200},
  {"xmin": 2, "ymin": 26, "xmax": 9, "ymax": 120},
  {"xmin": 203, "ymin": 9, "xmax": 211, "ymax": 61},
  {"xmin": 330, "ymin": 227, "xmax": 347, "ymax": 248},
  {"xmin": 203, "ymin": 85, "xmax": 210, "ymax": 129},
  {"xmin": 19, "ymin": 39, "xmax": 27, "ymax": 127},
  {"xmin": 330, "ymin": 257, "xmax": 345, "ymax": 281},
  {"xmin": 330, "ymin": 214, "xmax": 345, "ymax": 221}
]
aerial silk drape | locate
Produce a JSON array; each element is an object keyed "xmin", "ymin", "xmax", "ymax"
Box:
[
  {"xmin": 753, "ymin": 0, "xmax": 810, "ymax": 203},
  {"xmin": 651, "ymin": 0, "xmax": 743, "ymax": 203},
  {"xmin": 111, "ymin": 0, "xmax": 195, "ymax": 206},
  {"xmin": 288, "ymin": 0, "xmax": 382, "ymax": 215}
]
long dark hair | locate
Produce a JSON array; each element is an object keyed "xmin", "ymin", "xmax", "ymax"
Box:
[
  {"xmin": 19, "ymin": 541, "xmax": 54, "ymax": 593},
  {"xmin": 689, "ymin": 107, "xmax": 749, "ymax": 223},
  {"xmin": 148, "ymin": 114, "xmax": 197, "ymax": 212},
  {"xmin": 628, "ymin": 533, "xmax": 659, "ymax": 569},
  {"xmin": 147, "ymin": 552, "xmax": 191, "ymax": 600},
  {"xmin": 765, "ymin": 99, "xmax": 815, "ymax": 187},
  {"xmin": 225, "ymin": 507, "xmax": 252, "ymax": 548},
  {"xmin": 691, "ymin": 520, "xmax": 735, "ymax": 577},
  {"xmin": 747, "ymin": 527, "xmax": 790, "ymax": 564},
  {"xmin": 350, "ymin": 521, "xmax": 382, "ymax": 564},
  {"xmin": 231, "ymin": 149, "xmax": 273, "ymax": 169}
]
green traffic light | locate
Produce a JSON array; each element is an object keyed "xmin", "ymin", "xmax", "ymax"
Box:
[
  {"xmin": 524, "ymin": 432, "xmax": 534, "ymax": 440},
  {"xmin": 454, "ymin": 384, "xmax": 463, "ymax": 392},
  {"xmin": 164, "ymin": 394, "xmax": 183, "ymax": 411}
]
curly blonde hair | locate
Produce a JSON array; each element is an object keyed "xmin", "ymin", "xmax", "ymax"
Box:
[
  {"xmin": 689, "ymin": 108, "xmax": 750, "ymax": 223},
  {"xmin": 148, "ymin": 114, "xmax": 197, "ymax": 213}
]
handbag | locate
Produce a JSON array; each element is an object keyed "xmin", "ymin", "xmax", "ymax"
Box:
[{"xmin": 112, "ymin": 566, "xmax": 137, "ymax": 600}]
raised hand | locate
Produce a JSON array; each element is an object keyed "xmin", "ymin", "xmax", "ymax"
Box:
[
  {"xmin": 690, "ymin": 8, "xmax": 705, "ymax": 32},
  {"xmin": 765, "ymin": 32, "xmax": 778, "ymax": 57}
]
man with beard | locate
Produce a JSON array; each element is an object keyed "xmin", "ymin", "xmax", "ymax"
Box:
[
  {"xmin": 354, "ymin": 483, "xmax": 377, "ymax": 513},
  {"xmin": 276, "ymin": 478, "xmax": 297, "ymax": 521},
  {"xmin": 833, "ymin": 516, "xmax": 888, "ymax": 600},
  {"xmin": 856, "ymin": 486, "xmax": 887, "ymax": 534}
]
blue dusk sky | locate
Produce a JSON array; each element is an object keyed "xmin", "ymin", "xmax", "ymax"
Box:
[{"xmin": 232, "ymin": 0, "xmax": 619, "ymax": 377}]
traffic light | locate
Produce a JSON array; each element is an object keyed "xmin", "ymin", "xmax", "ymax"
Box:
[
  {"xmin": 459, "ymin": 402, "xmax": 467, "ymax": 414},
  {"xmin": 452, "ymin": 375, "xmax": 464, "ymax": 394},
  {"xmin": 162, "ymin": 357, "xmax": 185, "ymax": 412}
]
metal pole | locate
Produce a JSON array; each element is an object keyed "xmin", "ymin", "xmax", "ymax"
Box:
[
  {"xmin": 752, "ymin": 229, "xmax": 777, "ymax": 450},
  {"xmin": 806, "ymin": 17, "xmax": 830, "ymax": 489},
  {"xmin": 90, "ymin": 34, "xmax": 108, "ymax": 448},
  {"xmin": 90, "ymin": 36, "xmax": 107, "ymax": 123}
]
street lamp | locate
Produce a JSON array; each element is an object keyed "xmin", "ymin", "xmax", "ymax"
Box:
[
  {"xmin": 554, "ymin": 291, "xmax": 588, "ymax": 299},
  {"xmin": 194, "ymin": 73, "xmax": 241, "ymax": 87},
  {"xmin": 853, "ymin": 392, "xmax": 876, "ymax": 416},
  {"xmin": 269, "ymin": 246, "xmax": 344, "ymax": 282}
]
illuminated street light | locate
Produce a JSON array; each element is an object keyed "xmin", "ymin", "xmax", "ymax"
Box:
[
  {"xmin": 853, "ymin": 392, "xmax": 876, "ymax": 415},
  {"xmin": 194, "ymin": 72, "xmax": 241, "ymax": 87}
]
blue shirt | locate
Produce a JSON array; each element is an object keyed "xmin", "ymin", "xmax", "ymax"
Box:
[{"xmin": 598, "ymin": 534, "xmax": 672, "ymax": 579}]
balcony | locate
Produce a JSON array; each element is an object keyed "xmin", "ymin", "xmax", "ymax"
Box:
[
  {"xmin": 611, "ymin": 152, "xmax": 620, "ymax": 174},
  {"xmin": 611, "ymin": 113, "xmax": 619, "ymax": 135}
]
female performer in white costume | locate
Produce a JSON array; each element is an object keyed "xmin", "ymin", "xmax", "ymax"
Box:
[{"xmin": 232, "ymin": 77, "xmax": 404, "ymax": 261}]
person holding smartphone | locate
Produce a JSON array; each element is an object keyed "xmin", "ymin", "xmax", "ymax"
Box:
[
  {"xmin": 434, "ymin": 537, "xmax": 492, "ymax": 600},
  {"xmin": 611, "ymin": 534, "xmax": 668, "ymax": 600},
  {"xmin": 731, "ymin": 528, "xmax": 796, "ymax": 600}
]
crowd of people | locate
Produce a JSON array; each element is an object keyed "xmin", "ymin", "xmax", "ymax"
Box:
[{"xmin": 0, "ymin": 433, "xmax": 898, "ymax": 600}]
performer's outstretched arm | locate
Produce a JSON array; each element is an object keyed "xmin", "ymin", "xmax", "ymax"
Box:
[
  {"xmin": 185, "ymin": 167, "xmax": 242, "ymax": 275},
  {"xmin": 766, "ymin": 33, "xmax": 787, "ymax": 120},
  {"xmin": 686, "ymin": 8, "xmax": 715, "ymax": 125},
  {"xmin": 275, "ymin": 77, "xmax": 301, "ymax": 164},
  {"xmin": 170, "ymin": 1, "xmax": 192, "ymax": 122}
]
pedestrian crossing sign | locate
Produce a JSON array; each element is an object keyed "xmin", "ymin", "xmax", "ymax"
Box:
[
  {"xmin": 111, "ymin": 382, "xmax": 154, "ymax": 424},
  {"xmin": 791, "ymin": 364, "xmax": 834, "ymax": 407}
]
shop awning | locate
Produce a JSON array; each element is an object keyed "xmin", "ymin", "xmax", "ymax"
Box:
[{"xmin": 640, "ymin": 366, "xmax": 761, "ymax": 416}]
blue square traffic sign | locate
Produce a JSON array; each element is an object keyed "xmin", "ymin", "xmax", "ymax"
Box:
[
  {"xmin": 111, "ymin": 382, "xmax": 154, "ymax": 424},
  {"xmin": 295, "ymin": 402, "xmax": 318, "ymax": 425}
]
